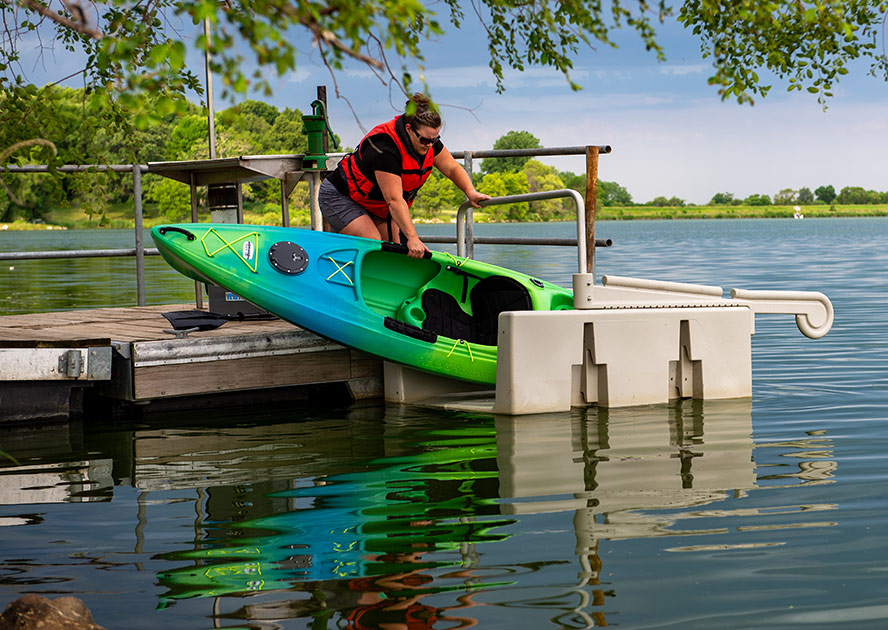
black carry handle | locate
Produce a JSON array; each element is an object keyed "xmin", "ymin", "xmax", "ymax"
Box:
[
  {"xmin": 158, "ymin": 226, "xmax": 196, "ymax": 241},
  {"xmin": 381, "ymin": 241, "xmax": 433, "ymax": 259}
]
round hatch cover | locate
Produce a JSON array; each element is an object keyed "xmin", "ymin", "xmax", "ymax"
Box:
[{"xmin": 269, "ymin": 241, "xmax": 309, "ymax": 274}]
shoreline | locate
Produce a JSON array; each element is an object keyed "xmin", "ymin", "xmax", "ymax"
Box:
[{"xmin": 2, "ymin": 204, "xmax": 887, "ymax": 231}]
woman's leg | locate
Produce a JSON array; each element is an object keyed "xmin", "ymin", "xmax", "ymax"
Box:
[
  {"xmin": 339, "ymin": 214, "xmax": 384, "ymax": 239},
  {"xmin": 319, "ymin": 179, "xmax": 398, "ymax": 242}
]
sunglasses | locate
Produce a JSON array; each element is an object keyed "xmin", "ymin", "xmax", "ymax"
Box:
[{"xmin": 410, "ymin": 127, "xmax": 440, "ymax": 146}]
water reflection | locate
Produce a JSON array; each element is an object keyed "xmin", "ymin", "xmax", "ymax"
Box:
[
  {"xmin": 135, "ymin": 401, "xmax": 830, "ymax": 627},
  {"xmin": 0, "ymin": 424, "xmax": 113, "ymax": 509},
  {"xmin": 0, "ymin": 401, "xmax": 839, "ymax": 629}
]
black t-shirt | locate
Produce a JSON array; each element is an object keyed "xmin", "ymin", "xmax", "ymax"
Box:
[{"xmin": 328, "ymin": 117, "xmax": 444, "ymax": 199}]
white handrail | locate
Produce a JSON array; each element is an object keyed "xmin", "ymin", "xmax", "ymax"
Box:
[
  {"xmin": 594, "ymin": 275, "xmax": 834, "ymax": 340},
  {"xmin": 602, "ymin": 275, "xmax": 724, "ymax": 297},
  {"xmin": 730, "ymin": 289, "xmax": 834, "ymax": 339},
  {"xmin": 456, "ymin": 189, "xmax": 587, "ymax": 273}
]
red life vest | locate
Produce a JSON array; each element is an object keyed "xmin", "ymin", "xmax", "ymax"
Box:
[{"xmin": 339, "ymin": 117, "xmax": 435, "ymax": 218}]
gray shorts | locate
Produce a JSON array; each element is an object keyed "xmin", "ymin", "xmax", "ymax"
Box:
[{"xmin": 318, "ymin": 178, "xmax": 378, "ymax": 233}]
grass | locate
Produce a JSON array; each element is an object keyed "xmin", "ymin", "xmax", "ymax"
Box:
[
  {"xmin": 595, "ymin": 204, "xmax": 888, "ymax": 220},
  {"xmin": 5, "ymin": 201, "xmax": 888, "ymax": 231}
]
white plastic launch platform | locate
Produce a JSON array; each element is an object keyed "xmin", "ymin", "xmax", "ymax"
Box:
[{"xmin": 385, "ymin": 272, "xmax": 834, "ymax": 413}]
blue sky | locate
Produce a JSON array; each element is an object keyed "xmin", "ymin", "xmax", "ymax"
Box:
[
  {"xmin": 19, "ymin": 5, "xmax": 888, "ymax": 205},
  {"xmin": 260, "ymin": 11, "xmax": 887, "ymax": 206}
]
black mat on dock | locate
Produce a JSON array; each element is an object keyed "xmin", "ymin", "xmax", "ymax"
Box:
[{"xmin": 162, "ymin": 310, "xmax": 230, "ymax": 331}]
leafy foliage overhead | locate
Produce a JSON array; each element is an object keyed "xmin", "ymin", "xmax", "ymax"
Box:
[
  {"xmin": 3, "ymin": 0, "xmax": 886, "ymax": 122},
  {"xmin": 679, "ymin": 0, "xmax": 888, "ymax": 105}
]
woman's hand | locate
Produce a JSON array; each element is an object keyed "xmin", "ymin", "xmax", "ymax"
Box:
[
  {"xmin": 406, "ymin": 234, "xmax": 429, "ymax": 259},
  {"xmin": 466, "ymin": 190, "xmax": 491, "ymax": 209}
]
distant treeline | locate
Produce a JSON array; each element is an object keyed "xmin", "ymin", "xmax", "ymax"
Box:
[{"xmin": 2, "ymin": 88, "xmax": 885, "ymax": 226}]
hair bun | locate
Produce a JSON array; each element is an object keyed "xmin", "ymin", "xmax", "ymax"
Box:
[
  {"xmin": 404, "ymin": 92, "xmax": 441, "ymax": 129},
  {"xmin": 408, "ymin": 93, "xmax": 432, "ymax": 112}
]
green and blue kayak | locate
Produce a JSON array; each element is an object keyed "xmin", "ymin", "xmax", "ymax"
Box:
[{"xmin": 151, "ymin": 224, "xmax": 574, "ymax": 384}]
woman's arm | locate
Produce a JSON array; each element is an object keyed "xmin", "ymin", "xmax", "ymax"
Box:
[
  {"xmin": 375, "ymin": 170, "xmax": 429, "ymax": 259},
  {"xmin": 434, "ymin": 147, "xmax": 490, "ymax": 208}
]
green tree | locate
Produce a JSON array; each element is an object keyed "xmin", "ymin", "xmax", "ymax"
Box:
[
  {"xmin": 411, "ymin": 169, "xmax": 465, "ymax": 218},
  {"xmin": 267, "ymin": 108, "xmax": 310, "ymax": 155},
  {"xmin": 521, "ymin": 159, "xmax": 567, "ymax": 219},
  {"xmin": 560, "ymin": 171, "xmax": 586, "ymax": 194},
  {"xmin": 815, "ymin": 185, "xmax": 837, "ymax": 203},
  {"xmin": 599, "ymin": 181, "xmax": 633, "ymax": 206},
  {"xmin": 774, "ymin": 188, "xmax": 797, "ymax": 205},
  {"xmin": 709, "ymin": 192, "xmax": 734, "ymax": 205},
  {"xmin": 237, "ymin": 100, "xmax": 280, "ymax": 126},
  {"xmin": 1, "ymin": 85, "xmax": 192, "ymax": 221},
  {"xmin": 480, "ymin": 131, "xmax": 542, "ymax": 175},
  {"xmin": 477, "ymin": 171, "xmax": 529, "ymax": 220},
  {"xmin": 147, "ymin": 177, "xmax": 192, "ymax": 221},
  {"xmin": 744, "ymin": 193, "xmax": 772, "ymax": 206},
  {"xmin": 165, "ymin": 115, "xmax": 210, "ymax": 160},
  {"xmin": 668, "ymin": 196, "xmax": 686, "ymax": 207},
  {"xmin": 836, "ymin": 186, "xmax": 868, "ymax": 204},
  {"xmin": 797, "ymin": 187, "xmax": 814, "ymax": 203}
]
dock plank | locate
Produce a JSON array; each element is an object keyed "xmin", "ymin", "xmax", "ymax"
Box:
[
  {"xmin": 0, "ymin": 304, "xmax": 295, "ymax": 344},
  {"xmin": 134, "ymin": 349, "xmax": 356, "ymax": 399},
  {"xmin": 1, "ymin": 304, "xmax": 384, "ymax": 409}
]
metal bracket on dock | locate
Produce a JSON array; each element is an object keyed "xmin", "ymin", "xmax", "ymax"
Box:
[
  {"xmin": 0, "ymin": 346, "xmax": 111, "ymax": 381},
  {"xmin": 163, "ymin": 327, "xmax": 200, "ymax": 339},
  {"xmin": 58, "ymin": 350, "xmax": 83, "ymax": 377}
]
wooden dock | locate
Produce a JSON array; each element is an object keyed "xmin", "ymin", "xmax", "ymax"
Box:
[{"xmin": 0, "ymin": 305, "xmax": 382, "ymax": 422}]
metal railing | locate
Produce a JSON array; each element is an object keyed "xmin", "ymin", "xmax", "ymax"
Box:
[
  {"xmin": 1, "ymin": 163, "xmax": 154, "ymax": 306},
  {"xmin": 0, "ymin": 144, "xmax": 611, "ymax": 308},
  {"xmin": 455, "ymin": 189, "xmax": 612, "ymax": 274}
]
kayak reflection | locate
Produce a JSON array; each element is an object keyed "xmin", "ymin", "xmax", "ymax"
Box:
[{"xmin": 147, "ymin": 397, "xmax": 825, "ymax": 629}]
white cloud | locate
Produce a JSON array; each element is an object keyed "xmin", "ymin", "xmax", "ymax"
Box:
[
  {"xmin": 658, "ymin": 63, "xmax": 709, "ymax": 76},
  {"xmin": 286, "ymin": 67, "xmax": 314, "ymax": 83}
]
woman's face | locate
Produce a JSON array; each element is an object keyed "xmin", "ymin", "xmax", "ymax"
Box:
[{"xmin": 406, "ymin": 123, "xmax": 441, "ymax": 155}]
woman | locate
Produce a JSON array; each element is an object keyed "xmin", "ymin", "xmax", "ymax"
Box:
[{"xmin": 318, "ymin": 93, "xmax": 489, "ymax": 259}]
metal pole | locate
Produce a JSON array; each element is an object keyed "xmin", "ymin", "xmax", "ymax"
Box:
[
  {"xmin": 281, "ymin": 177, "xmax": 291, "ymax": 228},
  {"xmin": 190, "ymin": 172, "xmax": 203, "ymax": 308},
  {"xmin": 236, "ymin": 182, "xmax": 244, "ymax": 223},
  {"xmin": 204, "ymin": 18, "xmax": 217, "ymax": 160},
  {"xmin": 309, "ymin": 172, "xmax": 322, "ymax": 231},
  {"xmin": 463, "ymin": 151, "xmax": 475, "ymax": 259},
  {"xmin": 585, "ymin": 146, "xmax": 599, "ymax": 276},
  {"xmin": 132, "ymin": 164, "xmax": 146, "ymax": 306}
]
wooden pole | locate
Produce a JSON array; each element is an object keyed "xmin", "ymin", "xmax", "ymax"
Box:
[{"xmin": 585, "ymin": 145, "xmax": 599, "ymax": 276}]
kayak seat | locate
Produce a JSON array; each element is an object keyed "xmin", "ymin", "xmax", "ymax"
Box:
[
  {"xmin": 470, "ymin": 276, "xmax": 533, "ymax": 345},
  {"xmin": 421, "ymin": 289, "xmax": 475, "ymax": 341}
]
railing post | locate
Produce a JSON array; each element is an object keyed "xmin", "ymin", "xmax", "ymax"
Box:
[
  {"xmin": 190, "ymin": 172, "xmax": 203, "ymax": 309},
  {"xmin": 585, "ymin": 145, "xmax": 599, "ymax": 276},
  {"xmin": 280, "ymin": 177, "xmax": 291, "ymax": 228},
  {"xmin": 309, "ymin": 172, "xmax": 322, "ymax": 231},
  {"xmin": 463, "ymin": 151, "xmax": 475, "ymax": 259},
  {"xmin": 132, "ymin": 163, "xmax": 146, "ymax": 306}
]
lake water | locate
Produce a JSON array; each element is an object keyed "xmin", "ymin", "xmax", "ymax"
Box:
[{"xmin": 1, "ymin": 218, "xmax": 887, "ymax": 629}]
